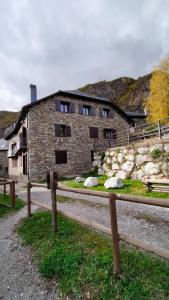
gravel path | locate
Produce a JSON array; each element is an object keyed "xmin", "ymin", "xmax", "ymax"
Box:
[
  {"xmin": 0, "ymin": 206, "xmax": 58, "ymax": 300},
  {"xmin": 18, "ymin": 187, "xmax": 169, "ymax": 251}
]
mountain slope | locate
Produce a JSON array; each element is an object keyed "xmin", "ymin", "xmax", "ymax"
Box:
[
  {"xmin": 78, "ymin": 74, "xmax": 151, "ymax": 112},
  {"xmin": 0, "ymin": 111, "xmax": 19, "ymax": 129}
]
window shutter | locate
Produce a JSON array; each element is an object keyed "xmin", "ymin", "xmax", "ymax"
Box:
[
  {"xmin": 112, "ymin": 129, "xmax": 117, "ymax": 139},
  {"xmin": 91, "ymin": 106, "xmax": 96, "ymax": 116},
  {"xmin": 55, "ymin": 124, "xmax": 61, "ymax": 137},
  {"xmin": 69, "ymin": 103, "xmax": 75, "ymax": 113},
  {"xmin": 89, "ymin": 127, "xmax": 98, "ymax": 138},
  {"xmin": 55, "ymin": 100, "xmax": 61, "ymax": 112},
  {"xmin": 55, "ymin": 150, "xmax": 67, "ymax": 164},
  {"xmin": 66, "ymin": 126, "xmax": 71, "ymax": 137},
  {"xmin": 100, "ymin": 108, "xmax": 103, "ymax": 117},
  {"xmin": 110, "ymin": 109, "xmax": 114, "ymax": 118},
  {"xmin": 79, "ymin": 104, "xmax": 83, "ymax": 114}
]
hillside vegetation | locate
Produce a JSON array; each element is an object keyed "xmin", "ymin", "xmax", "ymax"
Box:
[
  {"xmin": 0, "ymin": 111, "xmax": 19, "ymax": 129},
  {"xmin": 78, "ymin": 74, "xmax": 151, "ymax": 112}
]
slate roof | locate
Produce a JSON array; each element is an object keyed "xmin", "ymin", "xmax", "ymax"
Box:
[
  {"xmin": 5, "ymin": 90, "xmax": 134, "ymax": 140},
  {"xmin": 0, "ymin": 139, "xmax": 8, "ymax": 150}
]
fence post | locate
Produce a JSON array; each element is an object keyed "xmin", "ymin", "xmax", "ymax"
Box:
[
  {"xmin": 158, "ymin": 121, "xmax": 162, "ymax": 139},
  {"xmin": 50, "ymin": 171, "xmax": 57, "ymax": 233},
  {"xmin": 27, "ymin": 181, "xmax": 32, "ymax": 217},
  {"xmin": 3, "ymin": 183, "xmax": 6, "ymax": 195},
  {"xmin": 12, "ymin": 181, "xmax": 16, "ymax": 208},
  {"xmin": 109, "ymin": 193, "xmax": 121, "ymax": 274}
]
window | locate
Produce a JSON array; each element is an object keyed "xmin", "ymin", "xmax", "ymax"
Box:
[
  {"xmin": 55, "ymin": 150, "xmax": 67, "ymax": 164},
  {"xmin": 60, "ymin": 101, "xmax": 70, "ymax": 113},
  {"xmin": 89, "ymin": 127, "xmax": 98, "ymax": 138},
  {"xmin": 55, "ymin": 124, "xmax": 71, "ymax": 137},
  {"xmin": 83, "ymin": 105, "xmax": 91, "ymax": 116},
  {"xmin": 91, "ymin": 151, "xmax": 94, "ymax": 162},
  {"xmin": 102, "ymin": 108, "xmax": 110, "ymax": 118},
  {"xmin": 104, "ymin": 129, "xmax": 117, "ymax": 139}
]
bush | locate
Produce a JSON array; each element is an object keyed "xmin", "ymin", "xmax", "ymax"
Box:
[{"xmin": 150, "ymin": 148, "xmax": 162, "ymax": 158}]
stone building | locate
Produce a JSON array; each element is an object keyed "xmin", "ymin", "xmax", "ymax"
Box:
[
  {"xmin": 5, "ymin": 87, "xmax": 134, "ymax": 181},
  {"xmin": 0, "ymin": 139, "xmax": 8, "ymax": 178}
]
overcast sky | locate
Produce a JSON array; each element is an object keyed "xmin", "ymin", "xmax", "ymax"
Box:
[{"xmin": 0, "ymin": 0, "xmax": 169, "ymax": 111}]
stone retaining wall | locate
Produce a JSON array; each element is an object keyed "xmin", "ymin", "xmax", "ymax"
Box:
[{"xmin": 93, "ymin": 143, "xmax": 169, "ymax": 180}]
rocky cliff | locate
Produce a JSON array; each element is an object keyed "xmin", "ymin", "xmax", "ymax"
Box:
[{"xmin": 78, "ymin": 74, "xmax": 151, "ymax": 112}]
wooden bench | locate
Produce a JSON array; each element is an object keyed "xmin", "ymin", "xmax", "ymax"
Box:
[{"xmin": 144, "ymin": 179, "xmax": 169, "ymax": 193}]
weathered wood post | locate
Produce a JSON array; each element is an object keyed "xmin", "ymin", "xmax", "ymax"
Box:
[
  {"xmin": 109, "ymin": 193, "xmax": 121, "ymax": 274},
  {"xmin": 3, "ymin": 182, "xmax": 6, "ymax": 195},
  {"xmin": 12, "ymin": 181, "xmax": 16, "ymax": 208},
  {"xmin": 50, "ymin": 171, "xmax": 57, "ymax": 233},
  {"xmin": 27, "ymin": 181, "xmax": 32, "ymax": 217}
]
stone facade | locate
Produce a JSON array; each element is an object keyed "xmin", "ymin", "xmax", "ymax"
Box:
[
  {"xmin": 27, "ymin": 95, "xmax": 130, "ymax": 180},
  {"xmin": 93, "ymin": 142, "xmax": 169, "ymax": 180},
  {"xmin": 8, "ymin": 95, "xmax": 129, "ymax": 180}
]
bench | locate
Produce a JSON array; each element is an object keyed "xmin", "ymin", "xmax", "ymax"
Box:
[{"xmin": 144, "ymin": 179, "xmax": 169, "ymax": 193}]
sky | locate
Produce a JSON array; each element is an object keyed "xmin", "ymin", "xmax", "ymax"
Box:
[{"xmin": 0, "ymin": 0, "xmax": 169, "ymax": 111}]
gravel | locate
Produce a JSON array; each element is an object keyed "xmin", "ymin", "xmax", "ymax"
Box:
[
  {"xmin": 18, "ymin": 187, "xmax": 169, "ymax": 251},
  {"xmin": 0, "ymin": 206, "xmax": 58, "ymax": 300}
]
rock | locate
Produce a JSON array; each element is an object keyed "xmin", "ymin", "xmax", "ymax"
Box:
[
  {"xmin": 164, "ymin": 145, "xmax": 169, "ymax": 153},
  {"xmin": 161, "ymin": 163, "xmax": 169, "ymax": 177},
  {"xmin": 93, "ymin": 160, "xmax": 99, "ymax": 167},
  {"xmin": 75, "ymin": 176, "xmax": 85, "ymax": 183},
  {"xmin": 125, "ymin": 154, "xmax": 135, "ymax": 162},
  {"xmin": 110, "ymin": 150, "xmax": 115, "ymax": 156},
  {"xmin": 106, "ymin": 170, "xmax": 115, "ymax": 177},
  {"xmin": 137, "ymin": 147, "xmax": 148, "ymax": 155},
  {"xmin": 117, "ymin": 153, "xmax": 125, "ymax": 164},
  {"xmin": 112, "ymin": 163, "xmax": 120, "ymax": 171},
  {"xmin": 98, "ymin": 168, "xmax": 105, "ymax": 175},
  {"xmin": 105, "ymin": 151, "xmax": 110, "ymax": 156},
  {"xmin": 104, "ymin": 177, "xmax": 124, "ymax": 189},
  {"xmin": 102, "ymin": 163, "xmax": 109, "ymax": 171},
  {"xmin": 121, "ymin": 161, "xmax": 134, "ymax": 173},
  {"xmin": 135, "ymin": 154, "xmax": 148, "ymax": 166},
  {"xmin": 128, "ymin": 149, "xmax": 135, "ymax": 155},
  {"xmin": 131, "ymin": 170, "xmax": 144, "ymax": 180},
  {"xmin": 84, "ymin": 177, "xmax": 98, "ymax": 187},
  {"xmin": 116, "ymin": 170, "xmax": 129, "ymax": 179},
  {"xmin": 106, "ymin": 156, "xmax": 112, "ymax": 165},
  {"xmin": 144, "ymin": 162, "xmax": 161, "ymax": 175}
]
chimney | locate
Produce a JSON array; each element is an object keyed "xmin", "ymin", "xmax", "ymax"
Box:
[{"xmin": 30, "ymin": 84, "xmax": 37, "ymax": 103}]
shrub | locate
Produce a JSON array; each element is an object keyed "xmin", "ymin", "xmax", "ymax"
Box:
[{"xmin": 150, "ymin": 148, "xmax": 162, "ymax": 158}]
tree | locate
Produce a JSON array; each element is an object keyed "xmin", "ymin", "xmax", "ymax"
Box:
[{"xmin": 145, "ymin": 54, "xmax": 169, "ymax": 123}]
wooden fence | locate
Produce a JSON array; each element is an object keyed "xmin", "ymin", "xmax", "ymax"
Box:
[
  {"xmin": 27, "ymin": 171, "xmax": 169, "ymax": 275},
  {"xmin": 0, "ymin": 178, "xmax": 16, "ymax": 208}
]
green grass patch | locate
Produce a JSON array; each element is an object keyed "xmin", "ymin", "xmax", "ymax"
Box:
[
  {"xmin": 64, "ymin": 177, "xmax": 169, "ymax": 199},
  {"xmin": 0, "ymin": 193, "xmax": 25, "ymax": 218},
  {"xmin": 17, "ymin": 211, "xmax": 169, "ymax": 299}
]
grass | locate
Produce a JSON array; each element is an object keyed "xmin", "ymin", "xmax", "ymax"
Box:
[
  {"xmin": 64, "ymin": 177, "xmax": 169, "ymax": 199},
  {"xmin": 0, "ymin": 193, "xmax": 25, "ymax": 218},
  {"xmin": 17, "ymin": 211, "xmax": 169, "ymax": 300}
]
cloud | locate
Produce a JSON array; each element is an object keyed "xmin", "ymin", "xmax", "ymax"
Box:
[{"xmin": 0, "ymin": 0, "xmax": 169, "ymax": 111}]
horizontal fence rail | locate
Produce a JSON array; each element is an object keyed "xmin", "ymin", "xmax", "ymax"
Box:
[
  {"xmin": 27, "ymin": 172, "xmax": 169, "ymax": 275},
  {"xmin": 0, "ymin": 178, "xmax": 16, "ymax": 208}
]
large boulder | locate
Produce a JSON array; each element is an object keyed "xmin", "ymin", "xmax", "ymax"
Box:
[
  {"xmin": 121, "ymin": 161, "xmax": 135, "ymax": 173},
  {"xmin": 144, "ymin": 162, "xmax": 160, "ymax": 175},
  {"xmin": 116, "ymin": 170, "xmax": 129, "ymax": 179},
  {"xmin": 117, "ymin": 153, "xmax": 125, "ymax": 164},
  {"xmin": 131, "ymin": 170, "xmax": 144, "ymax": 180},
  {"xmin": 75, "ymin": 176, "xmax": 85, "ymax": 183},
  {"xmin": 161, "ymin": 163, "xmax": 169, "ymax": 177},
  {"xmin": 84, "ymin": 177, "xmax": 99, "ymax": 187},
  {"xmin": 125, "ymin": 154, "xmax": 135, "ymax": 162},
  {"xmin": 104, "ymin": 177, "xmax": 124, "ymax": 189},
  {"xmin": 112, "ymin": 163, "xmax": 120, "ymax": 171}
]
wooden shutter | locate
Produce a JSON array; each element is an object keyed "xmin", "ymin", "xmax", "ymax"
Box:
[
  {"xmin": 69, "ymin": 103, "xmax": 75, "ymax": 113},
  {"xmin": 100, "ymin": 108, "xmax": 103, "ymax": 117},
  {"xmin": 55, "ymin": 100, "xmax": 61, "ymax": 112},
  {"xmin": 55, "ymin": 124, "xmax": 61, "ymax": 137},
  {"xmin": 79, "ymin": 104, "xmax": 83, "ymax": 114},
  {"xmin": 66, "ymin": 126, "xmax": 71, "ymax": 137},
  {"xmin": 110, "ymin": 109, "xmax": 114, "ymax": 118},
  {"xmin": 89, "ymin": 127, "xmax": 98, "ymax": 138},
  {"xmin": 112, "ymin": 129, "xmax": 117, "ymax": 139},
  {"xmin": 91, "ymin": 106, "xmax": 96, "ymax": 116}
]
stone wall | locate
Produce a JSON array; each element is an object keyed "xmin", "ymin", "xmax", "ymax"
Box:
[
  {"xmin": 28, "ymin": 95, "xmax": 129, "ymax": 180},
  {"xmin": 0, "ymin": 150, "xmax": 8, "ymax": 178},
  {"xmin": 93, "ymin": 143, "xmax": 169, "ymax": 180}
]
